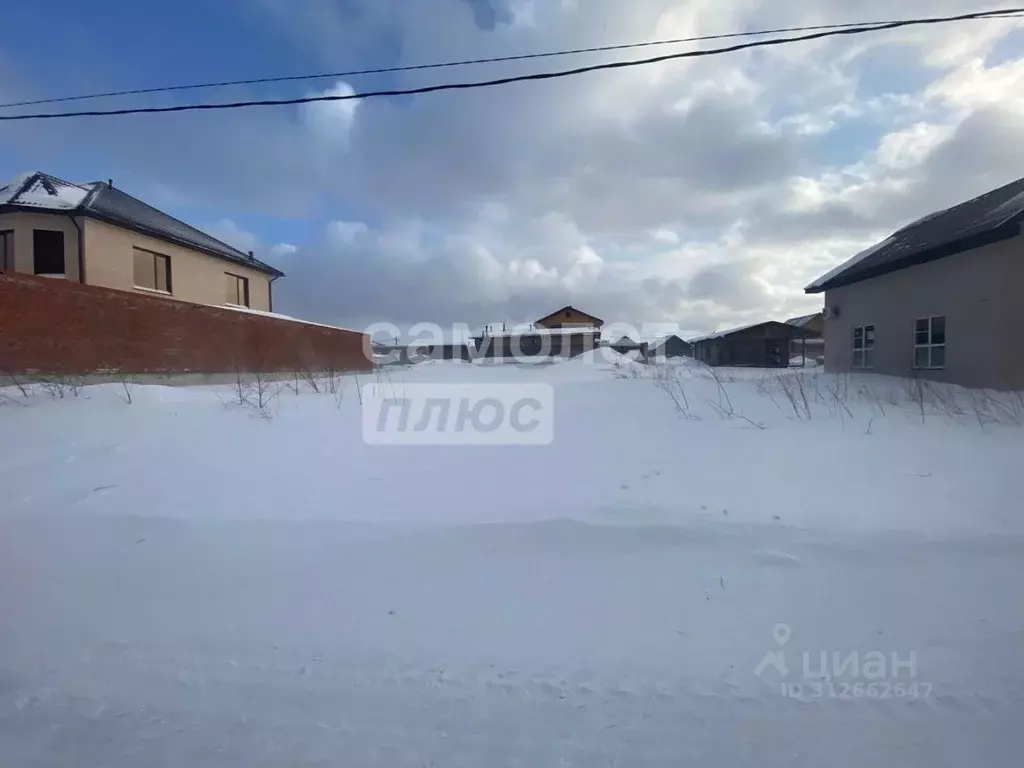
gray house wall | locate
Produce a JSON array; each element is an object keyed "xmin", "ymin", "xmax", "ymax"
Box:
[{"xmin": 823, "ymin": 233, "xmax": 1023, "ymax": 389}]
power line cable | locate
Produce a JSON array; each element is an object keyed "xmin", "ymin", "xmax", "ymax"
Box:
[
  {"xmin": 1, "ymin": 8, "xmax": 1021, "ymax": 122},
  {"xmin": 2, "ymin": 9, "xmax": 1019, "ymax": 110}
]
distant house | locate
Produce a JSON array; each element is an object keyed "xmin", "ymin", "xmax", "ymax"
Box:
[
  {"xmin": 785, "ymin": 312, "xmax": 824, "ymax": 337},
  {"xmin": 785, "ymin": 312, "xmax": 825, "ymax": 365},
  {"xmin": 805, "ymin": 176, "xmax": 1024, "ymax": 389},
  {"xmin": 534, "ymin": 305, "xmax": 604, "ymax": 329},
  {"xmin": 690, "ymin": 321, "xmax": 793, "ymax": 368},
  {"xmin": 609, "ymin": 335, "xmax": 645, "ymax": 355},
  {"xmin": 0, "ymin": 171, "xmax": 284, "ymax": 312},
  {"xmin": 647, "ymin": 334, "xmax": 693, "ymax": 360},
  {"xmin": 474, "ymin": 306, "xmax": 603, "ymax": 359},
  {"xmin": 474, "ymin": 326, "xmax": 600, "ymax": 359}
]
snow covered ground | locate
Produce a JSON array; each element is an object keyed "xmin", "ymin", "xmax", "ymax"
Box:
[{"xmin": 2, "ymin": 357, "xmax": 1023, "ymax": 766}]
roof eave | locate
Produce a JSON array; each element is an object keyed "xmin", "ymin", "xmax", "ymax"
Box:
[
  {"xmin": 806, "ymin": 224, "xmax": 1020, "ymax": 294},
  {"xmin": 82, "ymin": 210, "xmax": 284, "ymax": 277}
]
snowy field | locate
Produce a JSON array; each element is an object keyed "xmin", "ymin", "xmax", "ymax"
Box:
[{"xmin": 2, "ymin": 354, "xmax": 1023, "ymax": 767}]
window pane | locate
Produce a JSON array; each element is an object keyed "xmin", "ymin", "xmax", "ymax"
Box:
[
  {"xmin": 154, "ymin": 255, "xmax": 169, "ymax": 291},
  {"xmin": 33, "ymin": 229, "xmax": 65, "ymax": 275},
  {"xmin": 915, "ymin": 329, "xmax": 929, "ymax": 345},
  {"xmin": 133, "ymin": 249, "xmax": 155, "ymax": 288},
  {"xmin": 240, "ymin": 277, "xmax": 249, "ymax": 307},
  {"xmin": 864, "ymin": 349, "xmax": 874, "ymax": 368},
  {"xmin": 853, "ymin": 350, "xmax": 864, "ymax": 368},
  {"xmin": 225, "ymin": 274, "xmax": 238, "ymax": 303},
  {"xmin": 931, "ymin": 345, "xmax": 946, "ymax": 369},
  {"xmin": 853, "ymin": 327, "xmax": 863, "ymax": 349},
  {"xmin": 914, "ymin": 347, "xmax": 929, "ymax": 369},
  {"xmin": 931, "ymin": 316, "xmax": 946, "ymax": 345},
  {"xmin": 915, "ymin": 318, "xmax": 928, "ymax": 334},
  {"xmin": 0, "ymin": 231, "xmax": 12, "ymax": 270},
  {"xmin": 865, "ymin": 326, "xmax": 876, "ymax": 347}
]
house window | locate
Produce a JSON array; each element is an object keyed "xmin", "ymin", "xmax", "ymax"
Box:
[
  {"xmin": 225, "ymin": 273, "xmax": 250, "ymax": 307},
  {"xmin": 0, "ymin": 230, "xmax": 12, "ymax": 271},
  {"xmin": 33, "ymin": 229, "xmax": 65, "ymax": 275},
  {"xmin": 913, "ymin": 316, "xmax": 946, "ymax": 370},
  {"xmin": 852, "ymin": 324, "xmax": 875, "ymax": 369},
  {"xmin": 133, "ymin": 248, "xmax": 171, "ymax": 292}
]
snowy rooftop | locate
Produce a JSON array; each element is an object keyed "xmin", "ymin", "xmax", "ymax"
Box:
[
  {"xmin": 689, "ymin": 321, "xmax": 786, "ymax": 343},
  {"xmin": 806, "ymin": 175, "xmax": 1024, "ymax": 293},
  {"xmin": 476, "ymin": 325, "xmax": 601, "ymax": 338},
  {"xmin": 0, "ymin": 171, "xmax": 283, "ymax": 277},
  {"xmin": 785, "ymin": 312, "xmax": 823, "ymax": 328},
  {"xmin": 0, "ymin": 172, "xmax": 91, "ymax": 210}
]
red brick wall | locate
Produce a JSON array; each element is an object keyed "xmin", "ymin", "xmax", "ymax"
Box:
[{"xmin": 0, "ymin": 272, "xmax": 373, "ymax": 375}]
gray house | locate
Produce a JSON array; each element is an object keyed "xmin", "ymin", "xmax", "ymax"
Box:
[
  {"xmin": 805, "ymin": 177, "xmax": 1024, "ymax": 389},
  {"xmin": 691, "ymin": 322, "xmax": 792, "ymax": 368},
  {"xmin": 647, "ymin": 334, "xmax": 693, "ymax": 359}
]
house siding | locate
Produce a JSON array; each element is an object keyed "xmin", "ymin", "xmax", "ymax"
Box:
[
  {"xmin": 693, "ymin": 324, "xmax": 792, "ymax": 368},
  {"xmin": 536, "ymin": 307, "xmax": 602, "ymax": 329},
  {"xmin": 0, "ymin": 211, "xmax": 274, "ymax": 311},
  {"xmin": 83, "ymin": 218, "xmax": 272, "ymax": 311},
  {"xmin": 823, "ymin": 233, "xmax": 1024, "ymax": 389},
  {"xmin": 0, "ymin": 211, "xmax": 83, "ymax": 281}
]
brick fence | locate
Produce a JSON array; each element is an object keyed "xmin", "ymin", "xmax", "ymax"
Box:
[{"xmin": 0, "ymin": 272, "xmax": 373, "ymax": 375}]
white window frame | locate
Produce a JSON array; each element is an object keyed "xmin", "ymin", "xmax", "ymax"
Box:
[
  {"xmin": 913, "ymin": 316, "xmax": 946, "ymax": 370},
  {"xmin": 852, "ymin": 324, "xmax": 875, "ymax": 369}
]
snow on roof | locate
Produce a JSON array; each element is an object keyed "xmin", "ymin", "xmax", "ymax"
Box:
[
  {"xmin": 221, "ymin": 304, "xmax": 363, "ymax": 334},
  {"xmin": 689, "ymin": 321, "xmax": 771, "ymax": 344},
  {"xmin": 785, "ymin": 312, "xmax": 822, "ymax": 328},
  {"xmin": 805, "ymin": 235, "xmax": 897, "ymax": 291},
  {"xmin": 648, "ymin": 333, "xmax": 690, "ymax": 346},
  {"xmin": 478, "ymin": 325, "xmax": 601, "ymax": 338},
  {"xmin": 688, "ymin": 319, "xmax": 790, "ymax": 344},
  {"xmin": 0, "ymin": 172, "xmax": 34, "ymax": 204},
  {"xmin": 806, "ymin": 176, "xmax": 1024, "ymax": 293},
  {"xmin": 0, "ymin": 172, "xmax": 90, "ymax": 210}
]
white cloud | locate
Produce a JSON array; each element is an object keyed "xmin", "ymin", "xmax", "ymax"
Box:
[
  {"xmin": 9, "ymin": 0, "xmax": 1024, "ymax": 334},
  {"xmin": 206, "ymin": 218, "xmax": 261, "ymax": 254},
  {"xmin": 270, "ymin": 243, "xmax": 298, "ymax": 257},
  {"xmin": 301, "ymin": 81, "xmax": 359, "ymax": 149}
]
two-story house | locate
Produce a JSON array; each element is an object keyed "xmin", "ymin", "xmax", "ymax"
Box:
[{"xmin": 0, "ymin": 172, "xmax": 284, "ymax": 311}]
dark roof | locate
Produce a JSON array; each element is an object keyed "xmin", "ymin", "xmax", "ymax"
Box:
[
  {"xmin": 0, "ymin": 171, "xmax": 283, "ymax": 277},
  {"xmin": 785, "ymin": 312, "xmax": 822, "ymax": 328},
  {"xmin": 689, "ymin": 321, "xmax": 793, "ymax": 344},
  {"xmin": 806, "ymin": 176, "xmax": 1024, "ymax": 293},
  {"xmin": 649, "ymin": 334, "xmax": 692, "ymax": 349}
]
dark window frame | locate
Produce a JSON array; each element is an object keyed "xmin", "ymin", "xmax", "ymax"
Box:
[
  {"xmin": 0, "ymin": 230, "xmax": 13, "ymax": 272},
  {"xmin": 852, "ymin": 324, "xmax": 875, "ymax": 369},
  {"xmin": 913, "ymin": 316, "xmax": 946, "ymax": 370},
  {"xmin": 33, "ymin": 229, "xmax": 66, "ymax": 276},
  {"xmin": 132, "ymin": 247, "xmax": 172, "ymax": 293},
  {"xmin": 225, "ymin": 272, "xmax": 250, "ymax": 308}
]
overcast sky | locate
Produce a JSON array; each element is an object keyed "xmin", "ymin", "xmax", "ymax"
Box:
[{"xmin": 3, "ymin": 1, "xmax": 1024, "ymax": 337}]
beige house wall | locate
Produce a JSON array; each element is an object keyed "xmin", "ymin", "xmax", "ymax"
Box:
[
  {"xmin": 0, "ymin": 211, "xmax": 84, "ymax": 282},
  {"xmin": 83, "ymin": 219, "xmax": 272, "ymax": 311},
  {"xmin": 1, "ymin": 211, "xmax": 274, "ymax": 311},
  {"xmin": 823, "ymin": 232, "xmax": 1024, "ymax": 389}
]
